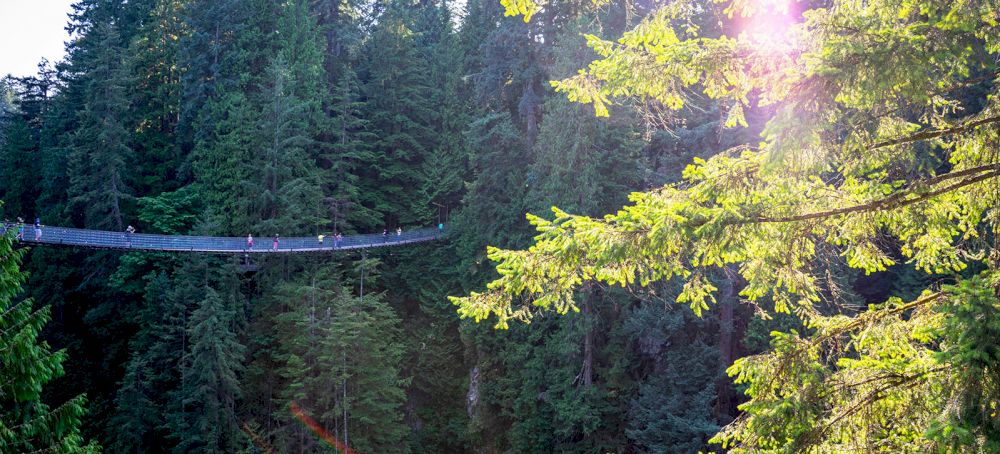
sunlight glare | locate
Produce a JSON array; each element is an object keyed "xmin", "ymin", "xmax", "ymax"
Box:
[{"xmin": 741, "ymin": 0, "xmax": 798, "ymax": 54}]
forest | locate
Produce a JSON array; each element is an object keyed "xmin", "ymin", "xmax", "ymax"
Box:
[{"xmin": 1, "ymin": 0, "xmax": 999, "ymax": 452}]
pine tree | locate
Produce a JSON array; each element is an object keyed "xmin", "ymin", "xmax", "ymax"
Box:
[
  {"xmin": 359, "ymin": 5, "xmax": 440, "ymax": 226},
  {"xmin": 323, "ymin": 67, "xmax": 380, "ymax": 231},
  {"xmin": 127, "ymin": 0, "xmax": 186, "ymax": 195},
  {"xmin": 0, "ymin": 113, "xmax": 39, "ymax": 217},
  {"xmin": 174, "ymin": 286, "xmax": 245, "ymax": 453},
  {"xmin": 255, "ymin": 55, "xmax": 326, "ymax": 233},
  {"xmin": 271, "ymin": 263, "xmax": 409, "ymax": 453},
  {"xmin": 413, "ymin": 0, "xmax": 468, "ymax": 215},
  {"xmin": 623, "ymin": 299, "xmax": 720, "ymax": 452},
  {"xmin": 111, "ymin": 271, "xmax": 189, "ymax": 451},
  {"xmin": 0, "ymin": 218, "xmax": 99, "ymax": 452},
  {"xmin": 458, "ymin": 0, "xmax": 1000, "ymax": 450},
  {"xmin": 66, "ymin": 21, "xmax": 134, "ymax": 230}
]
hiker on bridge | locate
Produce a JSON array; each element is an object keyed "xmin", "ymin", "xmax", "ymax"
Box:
[
  {"xmin": 125, "ymin": 225, "xmax": 136, "ymax": 247},
  {"xmin": 396, "ymin": 227, "xmax": 402, "ymax": 237},
  {"xmin": 383, "ymin": 228, "xmax": 388, "ymax": 243},
  {"xmin": 247, "ymin": 234, "xmax": 254, "ymax": 249},
  {"xmin": 33, "ymin": 218, "xmax": 42, "ymax": 241},
  {"xmin": 16, "ymin": 218, "xmax": 25, "ymax": 241},
  {"xmin": 318, "ymin": 234, "xmax": 325, "ymax": 246},
  {"xmin": 335, "ymin": 232, "xmax": 342, "ymax": 249},
  {"xmin": 272, "ymin": 234, "xmax": 279, "ymax": 250}
]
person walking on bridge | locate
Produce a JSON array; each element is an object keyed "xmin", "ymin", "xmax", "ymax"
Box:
[
  {"xmin": 125, "ymin": 225, "xmax": 135, "ymax": 247},
  {"xmin": 15, "ymin": 218, "xmax": 25, "ymax": 241},
  {"xmin": 383, "ymin": 228, "xmax": 388, "ymax": 243},
  {"xmin": 247, "ymin": 234, "xmax": 254, "ymax": 250},
  {"xmin": 273, "ymin": 234, "xmax": 279, "ymax": 251},
  {"xmin": 396, "ymin": 227, "xmax": 402, "ymax": 237},
  {"xmin": 33, "ymin": 219, "xmax": 42, "ymax": 241}
]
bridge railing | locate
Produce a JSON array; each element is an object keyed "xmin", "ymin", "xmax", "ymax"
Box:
[{"xmin": 1, "ymin": 224, "xmax": 443, "ymax": 253}]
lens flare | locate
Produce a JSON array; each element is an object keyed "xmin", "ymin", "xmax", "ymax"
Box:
[
  {"xmin": 740, "ymin": 0, "xmax": 798, "ymax": 54},
  {"xmin": 289, "ymin": 401, "xmax": 358, "ymax": 454}
]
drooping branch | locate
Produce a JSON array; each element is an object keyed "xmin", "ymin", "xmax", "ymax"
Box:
[
  {"xmin": 748, "ymin": 164, "xmax": 1000, "ymax": 224},
  {"xmin": 799, "ymin": 365, "xmax": 950, "ymax": 449},
  {"xmin": 870, "ymin": 115, "xmax": 1000, "ymax": 151}
]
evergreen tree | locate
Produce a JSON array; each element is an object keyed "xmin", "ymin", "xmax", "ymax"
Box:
[
  {"xmin": 0, "ymin": 113, "xmax": 40, "ymax": 217},
  {"xmin": 174, "ymin": 285, "xmax": 245, "ymax": 453},
  {"xmin": 623, "ymin": 299, "xmax": 720, "ymax": 452},
  {"xmin": 323, "ymin": 67, "xmax": 381, "ymax": 231},
  {"xmin": 255, "ymin": 55, "xmax": 326, "ymax": 233},
  {"xmin": 359, "ymin": 5, "xmax": 440, "ymax": 226},
  {"xmin": 127, "ymin": 0, "xmax": 186, "ymax": 195},
  {"xmin": 110, "ymin": 271, "xmax": 188, "ymax": 451},
  {"xmin": 457, "ymin": 0, "xmax": 1000, "ymax": 450},
  {"xmin": 66, "ymin": 21, "xmax": 134, "ymax": 230},
  {"xmin": 269, "ymin": 263, "xmax": 409, "ymax": 452},
  {"xmin": 0, "ymin": 218, "xmax": 99, "ymax": 452}
]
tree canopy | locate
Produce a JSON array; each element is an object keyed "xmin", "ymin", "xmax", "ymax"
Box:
[{"xmin": 454, "ymin": 0, "xmax": 1000, "ymax": 450}]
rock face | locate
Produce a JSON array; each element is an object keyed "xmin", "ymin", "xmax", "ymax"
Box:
[{"xmin": 466, "ymin": 366, "xmax": 480, "ymax": 418}]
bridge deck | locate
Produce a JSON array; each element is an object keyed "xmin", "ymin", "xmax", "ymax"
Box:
[{"xmin": 3, "ymin": 225, "xmax": 442, "ymax": 253}]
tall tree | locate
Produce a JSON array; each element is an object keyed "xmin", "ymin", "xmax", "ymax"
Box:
[
  {"xmin": 66, "ymin": 21, "xmax": 134, "ymax": 230},
  {"xmin": 0, "ymin": 217, "xmax": 99, "ymax": 452},
  {"xmin": 359, "ymin": 4, "xmax": 441, "ymax": 227},
  {"xmin": 270, "ymin": 263, "xmax": 409, "ymax": 453},
  {"xmin": 456, "ymin": 0, "xmax": 1000, "ymax": 450},
  {"xmin": 173, "ymin": 285, "xmax": 246, "ymax": 453},
  {"xmin": 323, "ymin": 67, "xmax": 380, "ymax": 231},
  {"xmin": 127, "ymin": 0, "xmax": 186, "ymax": 195}
]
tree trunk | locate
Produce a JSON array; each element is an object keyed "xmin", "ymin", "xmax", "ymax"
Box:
[
  {"xmin": 715, "ymin": 267, "xmax": 740, "ymax": 418},
  {"xmin": 581, "ymin": 288, "xmax": 594, "ymax": 388}
]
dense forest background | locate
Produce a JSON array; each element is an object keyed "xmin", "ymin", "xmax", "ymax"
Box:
[{"xmin": 0, "ymin": 0, "xmax": 922, "ymax": 452}]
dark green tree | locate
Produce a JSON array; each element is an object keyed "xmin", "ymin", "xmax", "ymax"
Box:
[
  {"xmin": 359, "ymin": 5, "xmax": 441, "ymax": 226},
  {"xmin": 173, "ymin": 285, "xmax": 246, "ymax": 453},
  {"xmin": 0, "ymin": 218, "xmax": 99, "ymax": 452},
  {"xmin": 271, "ymin": 262, "xmax": 409, "ymax": 452},
  {"xmin": 66, "ymin": 21, "xmax": 134, "ymax": 230}
]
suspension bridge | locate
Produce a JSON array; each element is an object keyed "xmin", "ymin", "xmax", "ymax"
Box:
[{"xmin": 3, "ymin": 224, "xmax": 444, "ymax": 253}]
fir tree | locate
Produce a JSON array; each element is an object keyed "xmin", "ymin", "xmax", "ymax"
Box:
[
  {"xmin": 66, "ymin": 21, "xmax": 134, "ymax": 230},
  {"xmin": 271, "ymin": 263, "xmax": 409, "ymax": 453},
  {"xmin": 0, "ymin": 217, "xmax": 99, "ymax": 452},
  {"xmin": 359, "ymin": 5, "xmax": 440, "ymax": 226},
  {"xmin": 323, "ymin": 67, "xmax": 380, "ymax": 231},
  {"xmin": 174, "ymin": 286, "xmax": 245, "ymax": 453}
]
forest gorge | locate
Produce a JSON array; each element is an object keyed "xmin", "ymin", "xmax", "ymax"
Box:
[{"xmin": 2, "ymin": 0, "xmax": 1000, "ymax": 452}]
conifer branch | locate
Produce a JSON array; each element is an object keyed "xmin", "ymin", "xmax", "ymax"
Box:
[
  {"xmin": 749, "ymin": 164, "xmax": 1000, "ymax": 224},
  {"xmin": 870, "ymin": 115, "xmax": 1000, "ymax": 151}
]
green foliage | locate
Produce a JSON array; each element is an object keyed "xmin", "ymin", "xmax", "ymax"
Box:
[
  {"xmin": 358, "ymin": 5, "xmax": 439, "ymax": 227},
  {"xmin": 0, "ymin": 113, "xmax": 41, "ymax": 217},
  {"xmin": 270, "ymin": 264, "xmax": 409, "ymax": 453},
  {"xmin": 174, "ymin": 284, "xmax": 246, "ymax": 453},
  {"xmin": 624, "ymin": 301, "xmax": 721, "ymax": 452},
  {"xmin": 927, "ymin": 274, "xmax": 1000, "ymax": 450},
  {"xmin": 707, "ymin": 276, "xmax": 1000, "ymax": 452},
  {"xmin": 0, "ymin": 223, "xmax": 99, "ymax": 452},
  {"xmin": 66, "ymin": 21, "xmax": 135, "ymax": 230},
  {"xmin": 137, "ymin": 186, "xmax": 203, "ymax": 234},
  {"xmin": 323, "ymin": 67, "xmax": 381, "ymax": 231},
  {"xmin": 456, "ymin": 0, "xmax": 1000, "ymax": 451}
]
